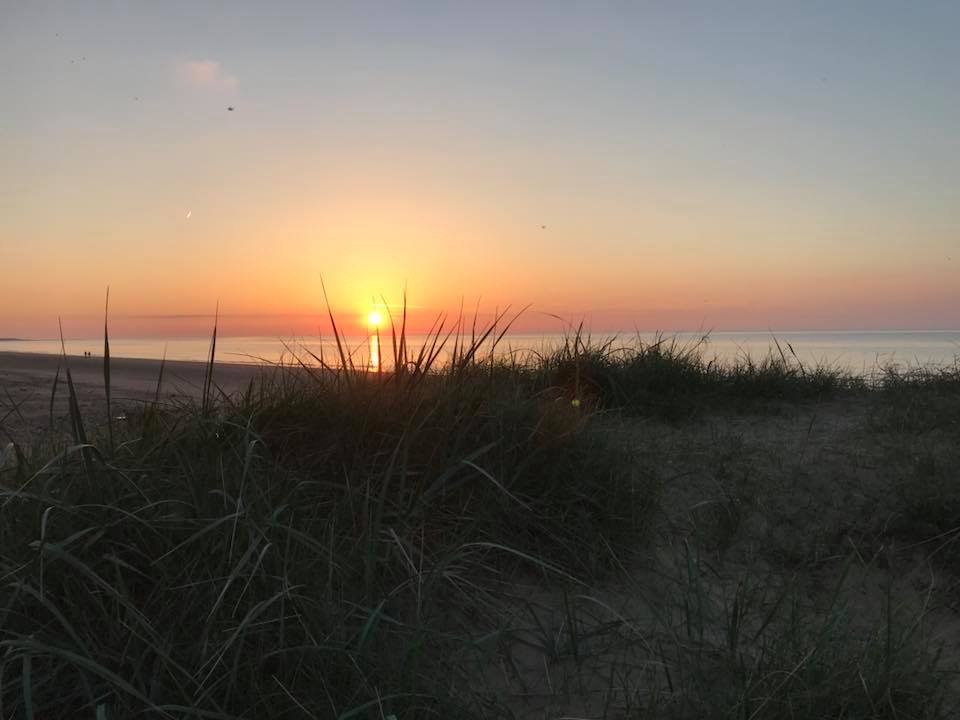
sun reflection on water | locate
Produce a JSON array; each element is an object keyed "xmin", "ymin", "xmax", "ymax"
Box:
[{"xmin": 369, "ymin": 333, "xmax": 380, "ymax": 372}]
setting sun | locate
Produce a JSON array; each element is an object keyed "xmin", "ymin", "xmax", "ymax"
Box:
[{"xmin": 367, "ymin": 310, "xmax": 384, "ymax": 327}]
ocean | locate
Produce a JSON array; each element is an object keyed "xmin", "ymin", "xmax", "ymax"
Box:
[{"xmin": 1, "ymin": 331, "xmax": 958, "ymax": 374}]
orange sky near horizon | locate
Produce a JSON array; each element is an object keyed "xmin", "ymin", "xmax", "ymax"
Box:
[{"xmin": 2, "ymin": 3, "xmax": 959, "ymax": 338}]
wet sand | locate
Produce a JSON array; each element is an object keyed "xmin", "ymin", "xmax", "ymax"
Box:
[{"xmin": 0, "ymin": 352, "xmax": 263, "ymax": 443}]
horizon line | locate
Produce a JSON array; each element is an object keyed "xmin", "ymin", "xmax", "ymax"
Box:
[{"xmin": 4, "ymin": 328, "xmax": 960, "ymax": 343}]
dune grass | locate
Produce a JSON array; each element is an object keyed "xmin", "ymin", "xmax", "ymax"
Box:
[
  {"xmin": 0, "ymin": 307, "xmax": 956, "ymax": 718},
  {"xmin": 528, "ymin": 328, "xmax": 861, "ymax": 420}
]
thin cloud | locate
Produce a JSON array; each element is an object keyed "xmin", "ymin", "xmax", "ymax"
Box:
[{"xmin": 175, "ymin": 59, "xmax": 238, "ymax": 91}]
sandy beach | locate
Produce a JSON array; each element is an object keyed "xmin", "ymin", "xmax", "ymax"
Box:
[{"xmin": 0, "ymin": 351, "xmax": 262, "ymax": 443}]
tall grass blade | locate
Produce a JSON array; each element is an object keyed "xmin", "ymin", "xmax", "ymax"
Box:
[
  {"xmin": 400, "ymin": 284, "xmax": 408, "ymax": 369},
  {"xmin": 48, "ymin": 358, "xmax": 61, "ymax": 431},
  {"xmin": 58, "ymin": 318, "xmax": 88, "ymax": 450},
  {"xmin": 382, "ymin": 293, "xmax": 400, "ymax": 374},
  {"xmin": 103, "ymin": 286, "xmax": 114, "ymax": 453},
  {"xmin": 154, "ymin": 344, "xmax": 167, "ymax": 405},
  {"xmin": 319, "ymin": 276, "xmax": 351, "ymax": 385},
  {"xmin": 202, "ymin": 303, "xmax": 219, "ymax": 414}
]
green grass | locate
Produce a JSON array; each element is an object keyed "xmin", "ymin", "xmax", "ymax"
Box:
[
  {"xmin": 530, "ymin": 329, "xmax": 862, "ymax": 420},
  {"xmin": 1, "ymin": 306, "xmax": 956, "ymax": 718}
]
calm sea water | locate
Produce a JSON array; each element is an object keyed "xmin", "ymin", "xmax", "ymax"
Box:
[{"xmin": 1, "ymin": 331, "xmax": 958, "ymax": 373}]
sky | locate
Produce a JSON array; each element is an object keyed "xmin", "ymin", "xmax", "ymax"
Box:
[{"xmin": 2, "ymin": 1, "xmax": 959, "ymax": 337}]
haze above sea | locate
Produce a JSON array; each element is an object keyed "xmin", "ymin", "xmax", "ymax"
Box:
[{"xmin": 1, "ymin": 331, "xmax": 958, "ymax": 374}]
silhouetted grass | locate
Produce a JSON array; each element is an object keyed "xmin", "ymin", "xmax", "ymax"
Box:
[
  {"xmin": 531, "ymin": 328, "xmax": 860, "ymax": 420},
  {"xmin": 871, "ymin": 361, "xmax": 960, "ymax": 434},
  {"xmin": 0, "ymin": 307, "xmax": 659, "ymax": 718},
  {"xmin": 0, "ymin": 307, "xmax": 955, "ymax": 718}
]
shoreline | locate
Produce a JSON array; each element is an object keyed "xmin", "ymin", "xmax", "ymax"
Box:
[
  {"xmin": 3, "ymin": 331, "xmax": 959, "ymax": 373},
  {"xmin": 0, "ymin": 351, "xmax": 264, "ymax": 443},
  {"xmin": 0, "ymin": 349, "xmax": 265, "ymax": 370},
  {"xmin": 0, "ymin": 346, "xmax": 270, "ymax": 367},
  {"xmin": 0, "ymin": 350, "xmax": 265, "ymax": 383}
]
